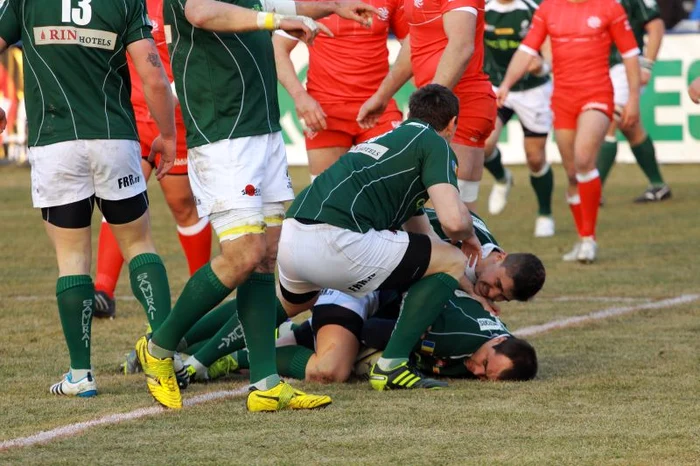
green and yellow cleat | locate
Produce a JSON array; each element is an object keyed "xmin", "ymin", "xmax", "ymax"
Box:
[
  {"xmin": 369, "ymin": 361, "xmax": 447, "ymax": 391},
  {"xmin": 246, "ymin": 381, "xmax": 332, "ymax": 412},
  {"xmin": 135, "ymin": 336, "xmax": 182, "ymax": 409},
  {"xmin": 207, "ymin": 354, "xmax": 239, "ymax": 381}
]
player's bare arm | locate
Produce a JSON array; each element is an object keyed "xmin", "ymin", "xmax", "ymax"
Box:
[
  {"xmin": 431, "ymin": 11, "xmax": 476, "ymax": 89},
  {"xmin": 496, "ymin": 48, "xmax": 537, "ymax": 107},
  {"xmin": 184, "ymin": 0, "xmax": 330, "ymax": 43},
  {"xmin": 294, "ymin": 1, "xmax": 379, "ymax": 26},
  {"xmin": 427, "ymin": 183, "xmax": 475, "ymax": 242},
  {"xmin": 272, "ymin": 33, "xmax": 327, "ymax": 133},
  {"xmin": 641, "ymin": 18, "xmax": 664, "ymax": 85},
  {"xmin": 357, "ymin": 37, "xmax": 412, "ymax": 129},
  {"xmin": 619, "ymin": 54, "xmax": 641, "ymax": 129},
  {"xmin": 127, "ymin": 39, "xmax": 177, "ymax": 180}
]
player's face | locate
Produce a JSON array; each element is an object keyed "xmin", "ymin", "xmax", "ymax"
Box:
[
  {"xmin": 475, "ymin": 264, "xmax": 515, "ymax": 302},
  {"xmin": 465, "ymin": 337, "xmax": 514, "ymax": 381}
]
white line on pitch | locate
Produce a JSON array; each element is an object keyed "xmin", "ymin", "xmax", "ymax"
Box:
[
  {"xmin": 0, "ymin": 386, "xmax": 249, "ymax": 451},
  {"xmin": 514, "ymin": 294, "xmax": 700, "ymax": 337},
  {"xmin": 2, "ymin": 294, "xmax": 699, "ymax": 452}
]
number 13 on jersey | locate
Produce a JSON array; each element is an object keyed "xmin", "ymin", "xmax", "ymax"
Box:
[{"xmin": 62, "ymin": 0, "xmax": 92, "ymax": 26}]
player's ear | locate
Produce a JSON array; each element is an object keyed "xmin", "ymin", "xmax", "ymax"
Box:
[
  {"xmin": 448, "ymin": 116, "xmax": 458, "ymax": 134},
  {"xmin": 495, "ymin": 250, "xmax": 507, "ymax": 264}
]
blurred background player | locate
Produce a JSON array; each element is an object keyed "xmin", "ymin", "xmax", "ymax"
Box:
[
  {"xmin": 273, "ymin": 0, "xmax": 408, "ymax": 181},
  {"xmin": 357, "ymin": 0, "xmax": 496, "ymax": 210},
  {"xmin": 93, "ymin": 0, "xmax": 212, "ymax": 319},
  {"xmin": 596, "ymin": 0, "xmax": 671, "ymax": 204},
  {"xmin": 497, "ymin": 0, "xmax": 641, "ymax": 263},
  {"xmin": 689, "ymin": 76, "xmax": 700, "ymax": 103},
  {"xmin": 482, "ymin": 0, "xmax": 555, "ymax": 237},
  {"xmin": 0, "ymin": 0, "xmax": 177, "ymax": 396}
]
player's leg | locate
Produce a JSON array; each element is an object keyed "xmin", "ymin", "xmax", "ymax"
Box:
[
  {"xmin": 303, "ymin": 325, "xmax": 360, "ymax": 383},
  {"xmin": 484, "ymin": 109, "xmax": 513, "ymax": 216},
  {"xmin": 305, "ymin": 109, "xmax": 354, "ymax": 181},
  {"xmin": 307, "ymin": 147, "xmax": 349, "ymax": 181},
  {"xmin": 620, "ymin": 122, "xmax": 671, "ymax": 203},
  {"xmin": 573, "ymin": 109, "xmax": 611, "ymax": 263},
  {"xmin": 30, "ymin": 141, "xmax": 98, "ymax": 397}
]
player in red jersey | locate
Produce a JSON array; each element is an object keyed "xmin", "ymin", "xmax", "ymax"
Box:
[
  {"xmin": 93, "ymin": 0, "xmax": 212, "ymax": 318},
  {"xmin": 273, "ymin": 0, "xmax": 408, "ymax": 180},
  {"xmin": 357, "ymin": 0, "xmax": 496, "ymax": 209},
  {"xmin": 497, "ymin": 0, "xmax": 641, "ymax": 263}
]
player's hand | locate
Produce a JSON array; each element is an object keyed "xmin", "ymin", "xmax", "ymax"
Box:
[
  {"xmin": 640, "ymin": 68, "xmax": 652, "ymax": 86},
  {"xmin": 356, "ymin": 93, "xmax": 387, "ymax": 129},
  {"xmin": 495, "ymin": 86, "xmax": 510, "ymax": 108},
  {"xmin": 280, "ymin": 16, "xmax": 333, "ymax": 45},
  {"xmin": 460, "ymin": 233, "xmax": 482, "ymax": 267},
  {"xmin": 689, "ymin": 77, "xmax": 700, "ymax": 104},
  {"xmin": 334, "ymin": 1, "xmax": 379, "ymax": 28},
  {"xmin": 149, "ymin": 134, "xmax": 177, "ymax": 180},
  {"xmin": 0, "ymin": 107, "xmax": 6, "ymax": 134},
  {"xmin": 619, "ymin": 98, "xmax": 640, "ymax": 130},
  {"xmin": 293, "ymin": 91, "xmax": 327, "ymax": 134}
]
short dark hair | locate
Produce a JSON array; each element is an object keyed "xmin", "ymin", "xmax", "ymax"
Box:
[
  {"xmin": 493, "ymin": 337, "xmax": 538, "ymax": 381},
  {"xmin": 407, "ymin": 84, "xmax": 460, "ymax": 131},
  {"xmin": 503, "ymin": 253, "xmax": 545, "ymax": 301}
]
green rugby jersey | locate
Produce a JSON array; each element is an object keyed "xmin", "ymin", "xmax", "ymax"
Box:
[
  {"xmin": 413, "ymin": 291, "xmax": 512, "ymax": 377},
  {"xmin": 484, "ymin": 0, "xmax": 549, "ymax": 91},
  {"xmin": 425, "ymin": 207, "xmax": 499, "ymax": 247},
  {"xmin": 0, "ymin": 0, "xmax": 151, "ymax": 147},
  {"xmin": 288, "ymin": 119, "xmax": 459, "ymax": 233},
  {"xmin": 164, "ymin": 0, "xmax": 281, "ymax": 148},
  {"xmin": 609, "ymin": 0, "xmax": 660, "ymax": 67}
]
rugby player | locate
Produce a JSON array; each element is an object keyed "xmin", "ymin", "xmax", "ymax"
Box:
[
  {"xmin": 596, "ymin": 0, "xmax": 671, "ymax": 203},
  {"xmin": 357, "ymin": 0, "xmax": 497, "ymax": 209},
  {"xmin": 0, "ymin": 0, "xmax": 177, "ymax": 396},
  {"xmin": 273, "ymin": 0, "xmax": 408, "ymax": 181},
  {"xmin": 135, "ymin": 0, "xmax": 380, "ymax": 411},
  {"xmin": 689, "ymin": 77, "xmax": 700, "ymax": 103},
  {"xmin": 497, "ymin": 0, "xmax": 641, "ymax": 263},
  {"xmin": 482, "ymin": 0, "xmax": 555, "ymax": 238},
  {"xmin": 93, "ymin": 0, "xmax": 212, "ymax": 319}
]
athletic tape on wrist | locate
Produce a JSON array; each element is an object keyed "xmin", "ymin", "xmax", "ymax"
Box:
[
  {"xmin": 639, "ymin": 56, "xmax": 654, "ymax": 71},
  {"xmin": 257, "ymin": 12, "xmax": 282, "ymax": 30},
  {"xmin": 458, "ymin": 180, "xmax": 480, "ymax": 203}
]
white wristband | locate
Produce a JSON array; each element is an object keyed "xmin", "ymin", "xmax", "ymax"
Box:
[{"xmin": 639, "ymin": 56, "xmax": 654, "ymax": 71}]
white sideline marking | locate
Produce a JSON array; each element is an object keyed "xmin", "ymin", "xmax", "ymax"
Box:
[
  {"xmin": 514, "ymin": 294, "xmax": 700, "ymax": 337},
  {"xmin": 2, "ymin": 294, "xmax": 698, "ymax": 452},
  {"xmin": 0, "ymin": 386, "xmax": 249, "ymax": 452}
]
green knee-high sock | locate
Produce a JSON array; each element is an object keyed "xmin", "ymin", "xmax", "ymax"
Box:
[
  {"xmin": 529, "ymin": 163, "xmax": 554, "ymax": 216},
  {"xmin": 597, "ymin": 137, "xmax": 618, "ymax": 185},
  {"xmin": 631, "ymin": 136, "xmax": 664, "ymax": 186},
  {"xmin": 56, "ymin": 275, "xmax": 94, "ymax": 370},
  {"xmin": 232, "ymin": 349, "xmax": 249, "ymax": 369},
  {"xmin": 129, "ymin": 253, "xmax": 171, "ymax": 332},
  {"xmin": 276, "ymin": 345, "xmax": 313, "ymax": 380},
  {"xmin": 152, "ymin": 262, "xmax": 232, "ymax": 352},
  {"xmin": 181, "ymin": 299, "xmax": 238, "ymax": 349},
  {"xmin": 380, "ymin": 273, "xmax": 459, "ymax": 366},
  {"xmin": 193, "ymin": 299, "xmax": 289, "ymax": 367},
  {"xmin": 183, "ymin": 340, "xmax": 207, "ymax": 355},
  {"xmin": 237, "ymin": 272, "xmax": 279, "ymax": 389},
  {"xmin": 484, "ymin": 147, "xmax": 507, "ymax": 182}
]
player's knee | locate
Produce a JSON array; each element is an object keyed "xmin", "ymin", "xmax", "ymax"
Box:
[
  {"xmin": 308, "ymin": 362, "xmax": 353, "ymax": 384},
  {"xmin": 211, "ymin": 208, "xmax": 267, "ymax": 271},
  {"xmin": 165, "ymin": 193, "xmax": 198, "ymax": 226}
]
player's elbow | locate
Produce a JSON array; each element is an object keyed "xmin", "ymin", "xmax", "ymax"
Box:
[
  {"xmin": 440, "ymin": 215, "xmax": 471, "ymax": 239},
  {"xmin": 184, "ymin": 0, "xmax": 212, "ymax": 29}
]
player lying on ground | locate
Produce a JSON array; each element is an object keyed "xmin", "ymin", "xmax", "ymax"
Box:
[
  {"xmin": 482, "ymin": 0, "xmax": 556, "ymax": 238},
  {"xmin": 596, "ymin": 0, "xmax": 671, "ymax": 204},
  {"xmin": 0, "ymin": 0, "xmax": 177, "ymax": 397},
  {"xmin": 135, "ymin": 0, "xmax": 380, "ymax": 411},
  {"xmin": 497, "ymin": 0, "xmax": 641, "ymax": 264},
  {"xmin": 273, "ymin": 0, "xmax": 408, "ymax": 181},
  {"xmin": 93, "ymin": 0, "xmax": 212, "ymax": 319}
]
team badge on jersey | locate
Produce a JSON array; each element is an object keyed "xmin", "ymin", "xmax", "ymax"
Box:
[
  {"xmin": 378, "ymin": 7, "xmax": 389, "ymax": 21},
  {"xmin": 587, "ymin": 16, "xmax": 602, "ymax": 29},
  {"xmin": 421, "ymin": 340, "xmax": 436, "ymax": 354}
]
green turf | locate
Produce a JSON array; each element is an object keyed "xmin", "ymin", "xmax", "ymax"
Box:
[{"xmin": 1, "ymin": 164, "xmax": 699, "ymax": 464}]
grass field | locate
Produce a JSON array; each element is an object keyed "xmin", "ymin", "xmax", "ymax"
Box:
[{"xmin": 1, "ymin": 163, "xmax": 699, "ymax": 465}]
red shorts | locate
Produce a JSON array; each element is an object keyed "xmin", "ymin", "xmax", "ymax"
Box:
[
  {"xmin": 137, "ymin": 119, "xmax": 189, "ymax": 175},
  {"xmin": 551, "ymin": 91, "xmax": 614, "ymax": 130},
  {"xmin": 305, "ymin": 100, "xmax": 403, "ymax": 150},
  {"xmin": 452, "ymin": 91, "xmax": 497, "ymax": 148}
]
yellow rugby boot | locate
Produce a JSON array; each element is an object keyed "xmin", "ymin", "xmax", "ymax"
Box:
[
  {"xmin": 135, "ymin": 336, "xmax": 182, "ymax": 409},
  {"xmin": 246, "ymin": 381, "xmax": 332, "ymax": 412}
]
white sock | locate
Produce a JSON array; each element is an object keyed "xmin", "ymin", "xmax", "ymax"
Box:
[
  {"xmin": 148, "ymin": 339, "xmax": 175, "ymax": 359},
  {"xmin": 70, "ymin": 368, "xmax": 91, "ymax": 381},
  {"xmin": 376, "ymin": 357, "xmax": 407, "ymax": 371},
  {"xmin": 184, "ymin": 355, "xmax": 208, "ymax": 380}
]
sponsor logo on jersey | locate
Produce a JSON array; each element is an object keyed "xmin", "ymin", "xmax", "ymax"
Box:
[
  {"xmin": 348, "ymin": 273, "xmax": 376, "ymax": 293},
  {"xmin": 34, "ymin": 27, "xmax": 118, "ymax": 51},
  {"xmin": 421, "ymin": 340, "xmax": 436, "ymax": 354},
  {"xmin": 477, "ymin": 318, "xmax": 505, "ymax": 331},
  {"xmin": 242, "ymin": 184, "xmax": 261, "ymax": 196},
  {"xmin": 587, "ymin": 16, "xmax": 602, "ymax": 29},
  {"xmin": 519, "ymin": 19, "xmax": 530, "ymax": 37},
  {"xmin": 349, "ymin": 142, "xmax": 389, "ymax": 160},
  {"xmin": 494, "ymin": 27, "xmax": 515, "ymax": 35},
  {"xmin": 164, "ymin": 25, "xmax": 173, "ymax": 44},
  {"xmin": 117, "ymin": 174, "xmax": 141, "ymax": 189},
  {"xmin": 414, "ymin": 0, "xmax": 423, "ymax": 8}
]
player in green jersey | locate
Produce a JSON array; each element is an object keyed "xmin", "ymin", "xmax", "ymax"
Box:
[
  {"xmin": 596, "ymin": 0, "xmax": 671, "ymax": 205},
  {"xmin": 278, "ymin": 86, "xmax": 543, "ymax": 391},
  {"xmin": 136, "ymin": 0, "xmax": 379, "ymax": 411},
  {"xmin": 0, "ymin": 0, "xmax": 177, "ymax": 398},
  {"xmin": 482, "ymin": 0, "xmax": 556, "ymax": 239}
]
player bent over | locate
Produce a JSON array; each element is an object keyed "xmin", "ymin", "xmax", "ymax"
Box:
[
  {"xmin": 497, "ymin": 0, "xmax": 641, "ymax": 263},
  {"xmin": 0, "ymin": 0, "xmax": 177, "ymax": 396},
  {"xmin": 135, "ymin": 0, "xmax": 379, "ymax": 410}
]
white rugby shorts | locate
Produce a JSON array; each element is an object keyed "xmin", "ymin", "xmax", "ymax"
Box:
[{"xmin": 494, "ymin": 80, "xmax": 553, "ymax": 135}]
